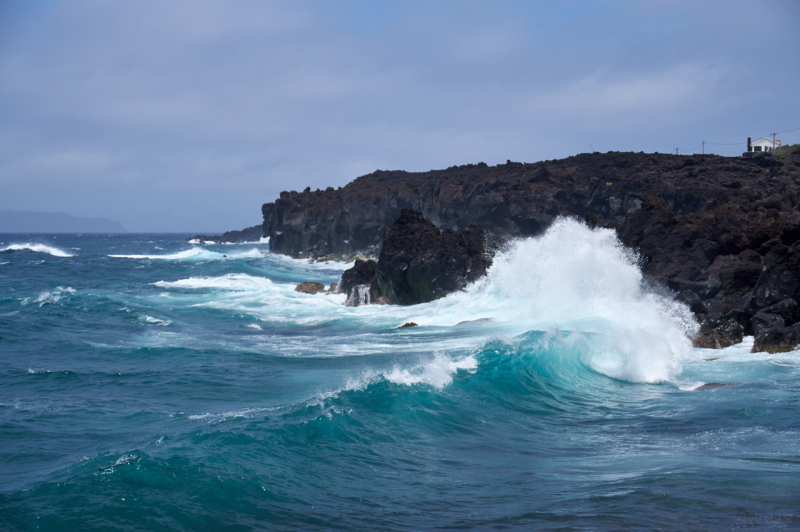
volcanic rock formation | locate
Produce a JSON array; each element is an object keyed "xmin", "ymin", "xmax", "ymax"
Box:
[
  {"xmin": 262, "ymin": 148, "xmax": 800, "ymax": 351},
  {"xmin": 369, "ymin": 208, "xmax": 493, "ymax": 305}
]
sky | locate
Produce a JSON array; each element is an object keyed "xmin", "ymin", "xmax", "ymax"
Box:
[{"xmin": 1, "ymin": 0, "xmax": 798, "ymax": 232}]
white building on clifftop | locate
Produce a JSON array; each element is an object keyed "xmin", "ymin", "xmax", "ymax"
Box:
[{"xmin": 748, "ymin": 136, "xmax": 782, "ymax": 152}]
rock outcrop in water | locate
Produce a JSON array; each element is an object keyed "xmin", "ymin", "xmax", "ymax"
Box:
[
  {"xmin": 295, "ymin": 281, "xmax": 325, "ymax": 295},
  {"xmin": 336, "ymin": 209, "xmax": 494, "ymax": 305},
  {"xmin": 263, "ymin": 147, "xmax": 800, "ymax": 351},
  {"xmin": 187, "ymin": 225, "xmax": 264, "ymax": 244},
  {"xmin": 370, "ymin": 208, "xmax": 493, "ymax": 305}
]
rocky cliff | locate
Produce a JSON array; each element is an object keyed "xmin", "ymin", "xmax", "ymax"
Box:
[{"xmin": 263, "ymin": 147, "xmax": 800, "ymax": 350}]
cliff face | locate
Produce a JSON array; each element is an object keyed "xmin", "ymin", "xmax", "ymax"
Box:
[{"xmin": 263, "ymin": 148, "xmax": 800, "ymax": 338}]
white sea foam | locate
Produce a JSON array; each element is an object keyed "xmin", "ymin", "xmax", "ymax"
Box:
[
  {"xmin": 140, "ymin": 315, "xmax": 172, "ymax": 326},
  {"xmin": 270, "ymin": 253, "xmax": 353, "ymax": 271},
  {"xmin": 110, "ymin": 248, "xmax": 263, "ymax": 261},
  {"xmin": 153, "ymin": 273, "xmax": 276, "ymax": 291},
  {"xmin": 188, "ymin": 406, "xmax": 276, "ymax": 422},
  {"xmin": 220, "ymin": 236, "xmax": 271, "ymax": 245},
  {"xmin": 246, "ymin": 323, "xmax": 263, "ymax": 330},
  {"xmin": 382, "ymin": 353, "xmax": 478, "ymax": 388},
  {"xmin": 153, "ymin": 273, "xmax": 346, "ymax": 328},
  {"xmin": 306, "ymin": 352, "xmax": 478, "ymax": 409},
  {"xmin": 23, "ymin": 286, "xmax": 77, "ymax": 307},
  {"xmin": 0, "ymin": 243, "xmax": 73, "ymax": 257}
]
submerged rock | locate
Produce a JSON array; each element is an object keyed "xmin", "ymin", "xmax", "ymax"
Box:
[
  {"xmin": 372, "ymin": 208, "xmax": 494, "ymax": 305},
  {"xmin": 295, "ymin": 281, "xmax": 325, "ymax": 294}
]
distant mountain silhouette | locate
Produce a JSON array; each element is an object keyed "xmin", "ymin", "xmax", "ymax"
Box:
[{"xmin": 0, "ymin": 210, "xmax": 128, "ymax": 233}]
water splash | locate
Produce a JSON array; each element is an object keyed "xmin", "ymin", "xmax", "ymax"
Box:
[{"xmin": 414, "ymin": 218, "xmax": 698, "ymax": 383}]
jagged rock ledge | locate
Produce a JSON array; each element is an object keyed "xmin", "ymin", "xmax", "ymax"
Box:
[{"xmin": 187, "ymin": 225, "xmax": 265, "ymax": 244}]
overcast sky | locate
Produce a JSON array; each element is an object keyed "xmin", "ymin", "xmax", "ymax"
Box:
[{"xmin": 1, "ymin": 0, "xmax": 798, "ymax": 232}]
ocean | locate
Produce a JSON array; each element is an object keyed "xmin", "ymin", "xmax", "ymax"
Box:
[{"xmin": 1, "ymin": 220, "xmax": 799, "ymax": 530}]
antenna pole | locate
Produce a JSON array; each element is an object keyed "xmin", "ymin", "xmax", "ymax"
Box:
[{"xmin": 702, "ymin": 141, "xmax": 704, "ymax": 154}]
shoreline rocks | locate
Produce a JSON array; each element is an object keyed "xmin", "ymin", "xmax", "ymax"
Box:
[
  {"xmin": 187, "ymin": 225, "xmax": 264, "ymax": 244},
  {"xmin": 261, "ymin": 147, "xmax": 800, "ymax": 352}
]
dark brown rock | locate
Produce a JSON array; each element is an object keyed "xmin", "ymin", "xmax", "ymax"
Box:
[
  {"xmin": 753, "ymin": 323, "xmax": 800, "ymax": 353},
  {"xmin": 398, "ymin": 322, "xmax": 418, "ymax": 328},
  {"xmin": 295, "ymin": 281, "xmax": 325, "ymax": 294},
  {"xmin": 693, "ymin": 318, "xmax": 743, "ymax": 349}
]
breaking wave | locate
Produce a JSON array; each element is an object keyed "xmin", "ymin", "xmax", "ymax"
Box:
[
  {"xmin": 147, "ymin": 219, "xmax": 697, "ymax": 384},
  {"xmin": 0, "ymin": 243, "xmax": 73, "ymax": 257},
  {"xmin": 21, "ymin": 286, "xmax": 77, "ymax": 307},
  {"xmin": 412, "ymin": 218, "xmax": 698, "ymax": 383}
]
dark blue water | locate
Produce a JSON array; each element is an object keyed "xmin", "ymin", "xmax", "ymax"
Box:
[{"xmin": 1, "ymin": 230, "xmax": 799, "ymax": 530}]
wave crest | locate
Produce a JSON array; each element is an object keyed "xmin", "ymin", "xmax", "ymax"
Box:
[
  {"xmin": 0, "ymin": 243, "xmax": 73, "ymax": 257},
  {"xmin": 412, "ymin": 218, "xmax": 697, "ymax": 383}
]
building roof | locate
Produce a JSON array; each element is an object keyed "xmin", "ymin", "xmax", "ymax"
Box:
[{"xmin": 752, "ymin": 136, "xmax": 782, "ymax": 145}]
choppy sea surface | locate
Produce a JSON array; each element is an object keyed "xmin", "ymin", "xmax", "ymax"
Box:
[{"xmin": 1, "ymin": 221, "xmax": 799, "ymax": 531}]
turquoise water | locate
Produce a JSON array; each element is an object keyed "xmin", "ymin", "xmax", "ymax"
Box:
[{"xmin": 1, "ymin": 224, "xmax": 799, "ymax": 530}]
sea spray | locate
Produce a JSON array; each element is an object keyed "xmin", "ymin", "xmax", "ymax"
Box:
[
  {"xmin": 412, "ymin": 218, "xmax": 698, "ymax": 382},
  {"xmin": 149, "ymin": 219, "xmax": 698, "ymax": 383}
]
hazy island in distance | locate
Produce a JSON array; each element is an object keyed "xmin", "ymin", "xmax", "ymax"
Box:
[{"xmin": 0, "ymin": 210, "xmax": 128, "ymax": 233}]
